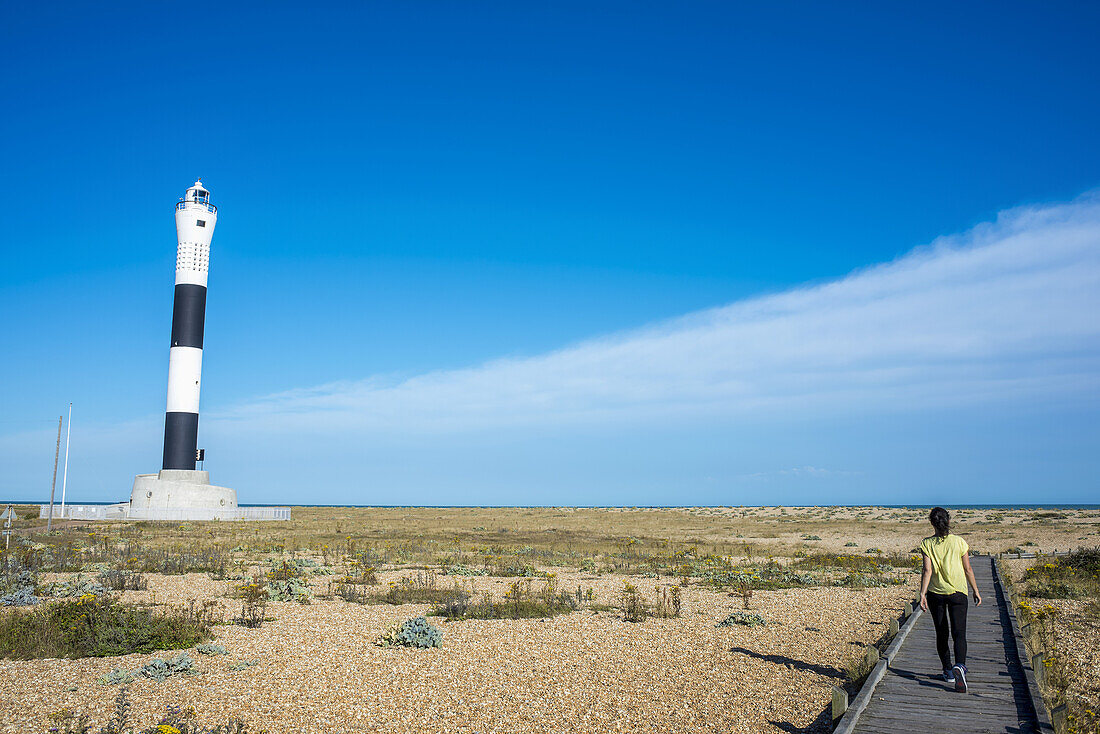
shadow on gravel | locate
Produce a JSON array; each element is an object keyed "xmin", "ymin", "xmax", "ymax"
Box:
[
  {"xmin": 769, "ymin": 706, "xmax": 832, "ymax": 734},
  {"xmin": 729, "ymin": 646, "xmax": 844, "ymax": 678}
]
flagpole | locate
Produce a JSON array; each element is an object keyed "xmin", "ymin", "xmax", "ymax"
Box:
[
  {"xmin": 60, "ymin": 402, "xmax": 72, "ymax": 516},
  {"xmin": 46, "ymin": 416, "xmax": 61, "ymax": 533}
]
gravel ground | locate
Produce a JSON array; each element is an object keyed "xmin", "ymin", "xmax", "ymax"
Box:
[
  {"xmin": 1040, "ymin": 598, "xmax": 1100, "ymax": 719},
  {"xmin": 0, "ymin": 571, "xmax": 914, "ymax": 734}
]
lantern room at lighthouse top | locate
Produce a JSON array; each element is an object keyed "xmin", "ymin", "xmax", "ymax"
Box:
[{"xmin": 177, "ymin": 180, "xmax": 216, "ymax": 213}]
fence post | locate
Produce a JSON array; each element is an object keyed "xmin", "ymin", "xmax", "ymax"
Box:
[
  {"xmin": 889, "ymin": 618, "xmax": 899, "ymax": 637},
  {"xmin": 903, "ymin": 601, "xmax": 913, "ymax": 617},
  {"xmin": 1052, "ymin": 704, "xmax": 1067, "ymax": 732},
  {"xmin": 832, "ymin": 686, "xmax": 848, "ymax": 723},
  {"xmin": 864, "ymin": 645, "xmax": 880, "ymax": 669},
  {"xmin": 1032, "ymin": 653, "xmax": 1046, "ymax": 689}
]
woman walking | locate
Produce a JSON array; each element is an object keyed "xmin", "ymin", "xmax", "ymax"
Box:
[{"xmin": 919, "ymin": 506, "xmax": 982, "ymax": 692}]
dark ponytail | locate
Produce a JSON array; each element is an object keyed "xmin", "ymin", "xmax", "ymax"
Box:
[{"xmin": 929, "ymin": 507, "xmax": 950, "ymax": 537}]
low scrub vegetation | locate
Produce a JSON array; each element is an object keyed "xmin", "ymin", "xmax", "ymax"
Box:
[
  {"xmin": 381, "ymin": 572, "xmax": 451, "ymax": 605},
  {"xmin": 432, "ymin": 579, "xmax": 583, "ymax": 620},
  {"xmin": 619, "ymin": 582, "xmax": 681, "ymax": 622},
  {"xmin": 329, "ymin": 558, "xmax": 380, "ymax": 602},
  {"xmin": 1023, "ymin": 547, "xmax": 1100, "ymax": 600},
  {"xmin": 0, "ymin": 595, "xmax": 212, "ymax": 659},
  {"xmin": 794, "ymin": 552, "xmax": 919, "ymax": 573},
  {"xmin": 45, "ymin": 688, "xmax": 257, "ymax": 733}
]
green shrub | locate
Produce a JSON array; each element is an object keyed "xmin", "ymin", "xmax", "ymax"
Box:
[
  {"xmin": 717, "ymin": 611, "xmax": 766, "ymax": 628},
  {"xmin": 98, "ymin": 668, "xmax": 134, "ymax": 686},
  {"xmin": 135, "ymin": 652, "xmax": 195, "ymax": 681},
  {"xmin": 196, "ymin": 642, "xmax": 227, "ymax": 655},
  {"xmin": 704, "ymin": 562, "xmax": 818, "ymax": 590},
  {"xmin": 0, "ymin": 595, "xmax": 212, "ymax": 659},
  {"xmin": 1060, "ymin": 546, "xmax": 1100, "ymax": 574},
  {"xmin": 377, "ymin": 616, "xmax": 442, "ymax": 648},
  {"xmin": 441, "ymin": 564, "xmax": 489, "ymax": 577},
  {"xmin": 0, "ymin": 571, "xmax": 38, "ymax": 607},
  {"xmin": 265, "ymin": 577, "xmax": 312, "ymax": 603}
]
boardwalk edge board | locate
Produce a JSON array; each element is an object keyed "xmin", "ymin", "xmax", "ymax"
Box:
[
  {"xmin": 992, "ymin": 556, "xmax": 1056, "ymax": 733},
  {"xmin": 833, "ymin": 601, "xmax": 924, "ymax": 734}
]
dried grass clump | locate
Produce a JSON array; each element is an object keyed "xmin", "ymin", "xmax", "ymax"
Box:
[
  {"xmin": 380, "ymin": 572, "xmax": 450, "ymax": 605},
  {"xmin": 233, "ymin": 579, "xmax": 267, "ymax": 628}
]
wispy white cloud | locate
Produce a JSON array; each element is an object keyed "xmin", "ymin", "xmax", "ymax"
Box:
[
  {"xmin": 738, "ymin": 466, "xmax": 862, "ymax": 480},
  {"xmin": 209, "ymin": 193, "xmax": 1100, "ymax": 436}
]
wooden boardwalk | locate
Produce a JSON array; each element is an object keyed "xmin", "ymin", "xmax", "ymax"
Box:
[{"xmin": 850, "ymin": 556, "xmax": 1048, "ymax": 734}]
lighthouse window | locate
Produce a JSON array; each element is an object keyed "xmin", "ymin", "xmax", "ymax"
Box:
[{"xmin": 196, "ymin": 220, "xmax": 206, "ymax": 227}]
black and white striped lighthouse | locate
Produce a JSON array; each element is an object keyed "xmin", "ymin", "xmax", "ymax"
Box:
[{"xmin": 162, "ymin": 180, "xmax": 217, "ymax": 471}]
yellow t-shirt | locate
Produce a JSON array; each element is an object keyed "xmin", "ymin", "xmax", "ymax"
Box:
[{"xmin": 920, "ymin": 534, "xmax": 969, "ymax": 596}]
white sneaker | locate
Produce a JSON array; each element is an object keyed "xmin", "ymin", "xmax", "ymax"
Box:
[{"xmin": 952, "ymin": 664, "xmax": 967, "ymax": 693}]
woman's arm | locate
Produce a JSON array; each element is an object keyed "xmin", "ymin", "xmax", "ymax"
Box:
[
  {"xmin": 962, "ymin": 553, "xmax": 982, "ymax": 605},
  {"xmin": 919, "ymin": 553, "xmax": 932, "ymax": 611}
]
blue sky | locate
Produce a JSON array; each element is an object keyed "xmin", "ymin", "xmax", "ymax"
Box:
[{"xmin": 3, "ymin": 2, "xmax": 1099, "ymax": 505}]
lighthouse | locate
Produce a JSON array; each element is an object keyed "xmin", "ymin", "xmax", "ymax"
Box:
[
  {"xmin": 42, "ymin": 179, "xmax": 289, "ymax": 521},
  {"xmin": 128, "ymin": 180, "xmax": 239, "ymax": 518},
  {"xmin": 164, "ymin": 180, "xmax": 216, "ymax": 470}
]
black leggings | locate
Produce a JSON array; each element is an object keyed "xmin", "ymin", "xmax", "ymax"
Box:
[{"xmin": 927, "ymin": 591, "xmax": 968, "ymax": 669}]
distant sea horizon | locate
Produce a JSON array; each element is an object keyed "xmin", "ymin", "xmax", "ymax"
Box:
[{"xmin": 8, "ymin": 500, "xmax": 1099, "ymax": 510}]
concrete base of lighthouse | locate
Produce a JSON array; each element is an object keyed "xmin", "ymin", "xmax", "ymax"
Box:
[
  {"xmin": 40, "ymin": 472, "xmax": 289, "ymax": 520},
  {"xmin": 129, "ymin": 470, "xmax": 238, "ymax": 519}
]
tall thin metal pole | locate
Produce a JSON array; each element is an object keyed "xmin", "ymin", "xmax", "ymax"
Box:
[
  {"xmin": 60, "ymin": 402, "xmax": 72, "ymax": 516},
  {"xmin": 46, "ymin": 415, "xmax": 61, "ymax": 532}
]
